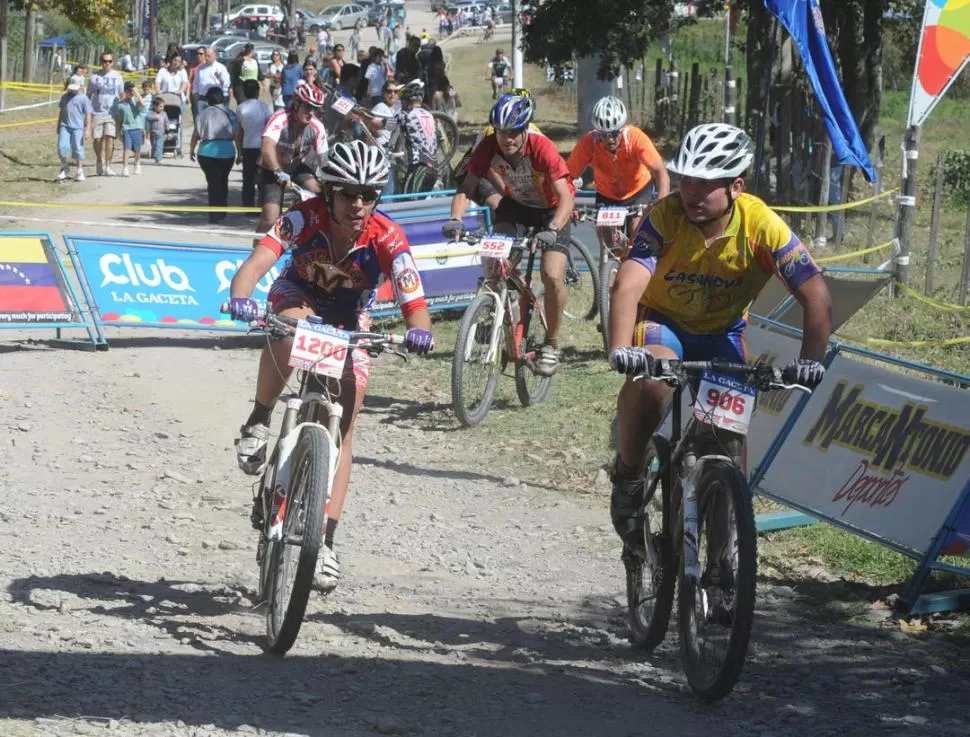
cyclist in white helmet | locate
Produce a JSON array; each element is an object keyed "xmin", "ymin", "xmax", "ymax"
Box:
[
  {"xmin": 567, "ymin": 95, "xmax": 669, "ymax": 208},
  {"xmin": 605, "ymin": 123, "xmax": 831, "ymax": 566},
  {"xmin": 227, "ymin": 140, "xmax": 435, "ymax": 593}
]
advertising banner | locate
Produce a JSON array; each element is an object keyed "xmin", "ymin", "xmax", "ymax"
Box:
[
  {"xmin": 908, "ymin": 0, "xmax": 970, "ymax": 128},
  {"xmin": 760, "ymin": 352, "xmax": 970, "ymax": 555},
  {"xmin": 0, "ymin": 233, "xmax": 86, "ymax": 326},
  {"xmin": 66, "ymin": 214, "xmax": 485, "ymax": 330}
]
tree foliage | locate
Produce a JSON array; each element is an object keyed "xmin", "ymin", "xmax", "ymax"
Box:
[
  {"xmin": 11, "ymin": 0, "xmax": 128, "ymax": 41},
  {"xmin": 521, "ymin": 0, "xmax": 677, "ymax": 79}
]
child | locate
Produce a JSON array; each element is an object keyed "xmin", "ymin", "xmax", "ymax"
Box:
[
  {"xmin": 112, "ymin": 81, "xmax": 144, "ymax": 176},
  {"xmin": 146, "ymin": 95, "xmax": 167, "ymax": 164},
  {"xmin": 56, "ymin": 75, "xmax": 93, "ymax": 181},
  {"xmin": 141, "ymin": 79, "xmax": 154, "ymax": 158}
]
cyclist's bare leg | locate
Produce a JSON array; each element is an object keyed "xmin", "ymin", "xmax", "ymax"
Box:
[
  {"xmin": 256, "ymin": 202, "xmax": 282, "ymax": 247},
  {"xmin": 324, "ymin": 378, "xmax": 365, "ymax": 523},
  {"xmin": 616, "ymin": 344, "xmax": 678, "ymax": 470},
  {"xmin": 253, "ymin": 304, "xmax": 314, "ymax": 407},
  {"xmin": 539, "ymin": 250, "xmax": 567, "ymax": 344}
]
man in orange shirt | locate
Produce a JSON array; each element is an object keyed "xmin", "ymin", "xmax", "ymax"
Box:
[{"xmin": 567, "ymin": 95, "xmax": 669, "ymax": 209}]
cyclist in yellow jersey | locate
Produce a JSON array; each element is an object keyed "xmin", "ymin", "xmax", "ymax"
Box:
[{"xmin": 606, "ymin": 123, "xmax": 832, "ymax": 553}]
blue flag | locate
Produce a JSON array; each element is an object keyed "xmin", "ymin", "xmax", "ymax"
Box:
[{"xmin": 764, "ymin": 0, "xmax": 877, "ymax": 182}]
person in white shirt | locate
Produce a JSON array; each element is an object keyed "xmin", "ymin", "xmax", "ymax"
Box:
[
  {"xmin": 120, "ymin": 51, "xmax": 135, "ymax": 72},
  {"xmin": 364, "ymin": 49, "xmax": 387, "ymax": 105},
  {"xmin": 192, "ymin": 47, "xmax": 231, "ymax": 115},
  {"xmin": 234, "ymin": 80, "xmax": 273, "ymax": 208},
  {"xmin": 155, "ymin": 54, "xmax": 190, "ymax": 104},
  {"xmin": 316, "ymin": 27, "xmax": 330, "ymax": 54}
]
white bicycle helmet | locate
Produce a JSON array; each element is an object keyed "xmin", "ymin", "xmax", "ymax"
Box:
[
  {"xmin": 668, "ymin": 123, "xmax": 754, "ymax": 180},
  {"xmin": 317, "ymin": 140, "xmax": 390, "ymax": 189},
  {"xmin": 592, "ymin": 96, "xmax": 627, "ymax": 133},
  {"xmin": 399, "ymin": 78, "xmax": 425, "ymax": 102}
]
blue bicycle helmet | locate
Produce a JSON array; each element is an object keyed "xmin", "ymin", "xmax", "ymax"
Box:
[{"xmin": 489, "ymin": 94, "xmax": 535, "ymax": 132}]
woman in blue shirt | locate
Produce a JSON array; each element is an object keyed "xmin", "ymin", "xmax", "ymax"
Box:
[
  {"xmin": 189, "ymin": 87, "xmax": 239, "ymax": 224},
  {"xmin": 280, "ymin": 50, "xmax": 304, "ymax": 108}
]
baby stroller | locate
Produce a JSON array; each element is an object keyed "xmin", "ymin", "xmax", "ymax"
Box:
[{"xmin": 159, "ymin": 92, "xmax": 184, "ymax": 158}]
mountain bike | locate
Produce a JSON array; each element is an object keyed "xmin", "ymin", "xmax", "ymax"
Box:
[
  {"xmin": 617, "ymin": 355, "xmax": 811, "ymax": 700},
  {"xmin": 450, "ymin": 229, "xmax": 553, "ymax": 427},
  {"xmin": 224, "ymin": 307, "xmax": 406, "ymax": 655},
  {"xmin": 574, "ymin": 203, "xmax": 647, "ymax": 350}
]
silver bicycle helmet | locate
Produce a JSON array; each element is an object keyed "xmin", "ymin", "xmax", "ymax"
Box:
[
  {"xmin": 667, "ymin": 123, "xmax": 754, "ymax": 179},
  {"xmin": 317, "ymin": 140, "xmax": 390, "ymax": 189},
  {"xmin": 592, "ymin": 96, "xmax": 627, "ymax": 133}
]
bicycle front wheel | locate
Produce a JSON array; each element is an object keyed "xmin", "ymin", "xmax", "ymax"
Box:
[
  {"xmin": 265, "ymin": 425, "xmax": 331, "ymax": 656},
  {"xmin": 402, "ymin": 165, "xmax": 438, "ymax": 195},
  {"xmin": 432, "ymin": 110, "xmax": 459, "ymax": 168},
  {"xmin": 626, "ymin": 435, "xmax": 677, "ymax": 650},
  {"xmin": 598, "ymin": 258, "xmax": 619, "ymax": 352},
  {"xmin": 678, "ymin": 459, "xmax": 756, "ymax": 701},
  {"xmin": 514, "ymin": 295, "xmax": 553, "ymax": 407},
  {"xmin": 451, "ymin": 292, "xmax": 503, "ymax": 427},
  {"xmin": 563, "ymin": 236, "xmax": 599, "ymax": 321}
]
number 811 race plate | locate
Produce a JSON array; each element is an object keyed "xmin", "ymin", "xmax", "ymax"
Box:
[{"xmin": 692, "ymin": 370, "xmax": 757, "ymax": 435}]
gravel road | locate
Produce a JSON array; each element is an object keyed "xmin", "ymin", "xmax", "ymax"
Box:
[{"xmin": 2, "ymin": 3, "xmax": 970, "ymax": 734}]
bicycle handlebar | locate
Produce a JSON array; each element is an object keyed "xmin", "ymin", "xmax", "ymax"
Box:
[
  {"xmin": 219, "ymin": 304, "xmax": 406, "ymax": 348},
  {"xmin": 626, "ymin": 352, "xmax": 811, "ymax": 393}
]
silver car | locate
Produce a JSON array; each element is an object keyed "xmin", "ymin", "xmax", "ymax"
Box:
[{"xmin": 319, "ymin": 3, "xmax": 368, "ymax": 30}]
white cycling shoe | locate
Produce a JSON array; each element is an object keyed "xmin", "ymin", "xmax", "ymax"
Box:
[
  {"xmin": 535, "ymin": 344, "xmax": 560, "ymax": 377},
  {"xmin": 235, "ymin": 423, "xmax": 269, "ymax": 476},
  {"xmin": 313, "ymin": 546, "xmax": 340, "ymax": 593}
]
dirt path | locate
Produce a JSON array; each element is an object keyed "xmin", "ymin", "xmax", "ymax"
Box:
[{"xmin": 2, "ymin": 4, "xmax": 970, "ymax": 735}]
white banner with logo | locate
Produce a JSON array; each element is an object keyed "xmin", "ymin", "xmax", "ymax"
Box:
[{"xmin": 760, "ymin": 352, "xmax": 970, "ymax": 555}]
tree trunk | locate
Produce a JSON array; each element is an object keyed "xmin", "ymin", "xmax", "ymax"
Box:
[
  {"xmin": 861, "ymin": 0, "xmax": 884, "ymax": 155},
  {"xmin": 195, "ymin": 0, "xmax": 209, "ymax": 40},
  {"xmin": 22, "ymin": 1, "xmax": 35, "ymax": 83}
]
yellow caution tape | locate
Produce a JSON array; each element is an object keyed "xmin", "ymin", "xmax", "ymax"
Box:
[
  {"xmin": 895, "ymin": 281, "xmax": 970, "ymax": 313},
  {"xmin": 0, "ymin": 117, "xmax": 58, "ymax": 129},
  {"xmin": 0, "ymin": 199, "xmax": 261, "ymax": 213},
  {"xmin": 772, "ymin": 187, "xmax": 899, "ymax": 213},
  {"xmin": 815, "ymin": 240, "xmax": 893, "ymax": 264},
  {"xmin": 853, "ymin": 335, "xmax": 970, "ymax": 349}
]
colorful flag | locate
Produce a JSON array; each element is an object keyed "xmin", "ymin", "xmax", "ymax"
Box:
[
  {"xmin": 764, "ymin": 0, "xmax": 877, "ymax": 182},
  {"xmin": 0, "ymin": 236, "xmax": 73, "ymax": 316},
  {"xmin": 908, "ymin": 0, "xmax": 970, "ymax": 127}
]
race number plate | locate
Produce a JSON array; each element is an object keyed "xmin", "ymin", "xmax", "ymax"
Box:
[
  {"xmin": 596, "ymin": 206, "xmax": 628, "ymax": 227},
  {"xmin": 692, "ymin": 370, "xmax": 757, "ymax": 435},
  {"xmin": 332, "ymin": 96, "xmax": 356, "ymax": 116},
  {"xmin": 478, "ymin": 235, "xmax": 515, "ymax": 259},
  {"xmin": 288, "ymin": 320, "xmax": 351, "ymax": 378}
]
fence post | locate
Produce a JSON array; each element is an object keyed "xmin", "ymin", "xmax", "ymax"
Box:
[
  {"xmin": 669, "ymin": 61, "xmax": 679, "ymax": 135},
  {"xmin": 925, "ymin": 150, "xmax": 946, "ymax": 295},
  {"xmin": 834, "ymin": 165, "xmax": 852, "ymax": 246},
  {"xmin": 679, "ymin": 65, "xmax": 689, "ymax": 138},
  {"xmin": 688, "ymin": 62, "xmax": 701, "ymax": 129},
  {"xmin": 960, "ymin": 200, "xmax": 970, "ymax": 305},
  {"xmin": 894, "ymin": 125, "xmax": 921, "ymax": 287},
  {"xmin": 814, "ymin": 137, "xmax": 832, "ymax": 249},
  {"xmin": 723, "ymin": 65, "xmax": 735, "ymax": 125},
  {"xmin": 654, "ymin": 58, "xmax": 663, "ymax": 132}
]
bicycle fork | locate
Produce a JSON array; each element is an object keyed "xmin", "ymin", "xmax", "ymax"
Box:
[{"xmin": 681, "ymin": 452, "xmax": 740, "ymax": 590}]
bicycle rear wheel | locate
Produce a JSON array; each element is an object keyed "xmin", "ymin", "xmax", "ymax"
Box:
[
  {"xmin": 678, "ymin": 459, "xmax": 756, "ymax": 701},
  {"xmin": 562, "ymin": 236, "xmax": 599, "ymax": 321},
  {"xmin": 598, "ymin": 259, "xmax": 619, "ymax": 352},
  {"xmin": 432, "ymin": 110, "xmax": 459, "ymax": 168},
  {"xmin": 626, "ymin": 435, "xmax": 677, "ymax": 650},
  {"xmin": 514, "ymin": 296, "xmax": 553, "ymax": 407},
  {"xmin": 402, "ymin": 165, "xmax": 438, "ymax": 195},
  {"xmin": 451, "ymin": 292, "xmax": 503, "ymax": 427},
  {"xmin": 265, "ymin": 425, "xmax": 331, "ymax": 656}
]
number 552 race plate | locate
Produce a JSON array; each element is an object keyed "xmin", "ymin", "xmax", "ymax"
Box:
[{"xmin": 693, "ymin": 370, "xmax": 757, "ymax": 434}]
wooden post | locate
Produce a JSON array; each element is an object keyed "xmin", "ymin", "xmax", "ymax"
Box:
[
  {"xmin": 688, "ymin": 62, "xmax": 701, "ymax": 129},
  {"xmin": 834, "ymin": 165, "xmax": 852, "ymax": 246},
  {"xmin": 736, "ymin": 76, "xmax": 743, "ymax": 129},
  {"xmin": 864, "ymin": 159, "xmax": 883, "ymax": 264},
  {"xmin": 723, "ymin": 65, "xmax": 735, "ymax": 125},
  {"xmin": 679, "ymin": 65, "xmax": 689, "ymax": 138},
  {"xmin": 960, "ymin": 201, "xmax": 970, "ymax": 305},
  {"xmin": 654, "ymin": 58, "xmax": 663, "ymax": 131},
  {"xmin": 669, "ymin": 61, "xmax": 679, "ymax": 135},
  {"xmin": 894, "ymin": 126, "xmax": 921, "ymax": 287},
  {"xmin": 814, "ymin": 137, "xmax": 832, "ymax": 248},
  {"xmin": 777, "ymin": 83, "xmax": 792, "ymax": 205},
  {"xmin": 925, "ymin": 151, "xmax": 946, "ymax": 294}
]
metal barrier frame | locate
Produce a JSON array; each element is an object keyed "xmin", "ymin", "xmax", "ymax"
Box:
[
  {"xmin": 0, "ymin": 231, "xmax": 102, "ymax": 348},
  {"xmin": 747, "ymin": 313, "xmax": 970, "ymax": 614}
]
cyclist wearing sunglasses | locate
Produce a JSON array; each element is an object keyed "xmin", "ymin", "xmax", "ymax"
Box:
[
  {"xmin": 566, "ymin": 96, "xmax": 669, "ymax": 210},
  {"xmin": 444, "ymin": 94, "xmax": 575, "ymax": 376},
  {"xmin": 227, "ymin": 140, "xmax": 434, "ymax": 593}
]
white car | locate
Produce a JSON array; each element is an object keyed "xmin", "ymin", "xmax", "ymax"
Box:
[
  {"xmin": 319, "ymin": 3, "xmax": 369, "ymax": 30},
  {"xmin": 227, "ymin": 4, "xmax": 285, "ymax": 23}
]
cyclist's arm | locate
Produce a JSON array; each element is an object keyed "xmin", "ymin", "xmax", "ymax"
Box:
[
  {"xmin": 792, "ymin": 274, "xmax": 832, "ymax": 361},
  {"xmin": 450, "ymin": 172, "xmax": 478, "ymax": 221},
  {"xmin": 648, "ymin": 161, "xmax": 670, "ymax": 199},
  {"xmin": 260, "ymin": 134, "xmax": 283, "ymax": 173},
  {"xmin": 608, "ymin": 260, "xmax": 651, "ymax": 353},
  {"xmin": 230, "ymin": 245, "xmax": 278, "ymax": 299},
  {"xmin": 635, "ymin": 129, "xmax": 670, "ymax": 199},
  {"xmin": 565, "ymin": 133, "xmax": 592, "ymax": 180},
  {"xmin": 549, "ymin": 177, "xmax": 574, "ymax": 230},
  {"xmin": 404, "ymin": 307, "xmax": 432, "ymax": 333}
]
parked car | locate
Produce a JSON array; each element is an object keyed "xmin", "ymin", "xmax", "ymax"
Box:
[
  {"xmin": 295, "ymin": 8, "xmax": 328, "ymax": 31},
  {"xmin": 227, "ymin": 4, "xmax": 284, "ymax": 22},
  {"xmin": 319, "ymin": 3, "xmax": 368, "ymax": 30},
  {"xmin": 217, "ymin": 41, "xmax": 287, "ymax": 75}
]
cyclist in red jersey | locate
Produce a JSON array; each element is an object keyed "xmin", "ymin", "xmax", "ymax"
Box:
[
  {"xmin": 227, "ymin": 141, "xmax": 434, "ymax": 593},
  {"xmin": 443, "ymin": 94, "xmax": 575, "ymax": 376}
]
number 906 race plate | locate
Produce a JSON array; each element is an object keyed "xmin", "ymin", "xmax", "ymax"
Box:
[{"xmin": 692, "ymin": 370, "xmax": 757, "ymax": 435}]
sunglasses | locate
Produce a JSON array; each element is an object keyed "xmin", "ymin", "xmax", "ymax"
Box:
[
  {"xmin": 602, "ymin": 130, "xmax": 622, "ymax": 140},
  {"xmin": 335, "ymin": 187, "xmax": 380, "ymax": 204},
  {"xmin": 101, "ymin": 58, "xmax": 113, "ymax": 64}
]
